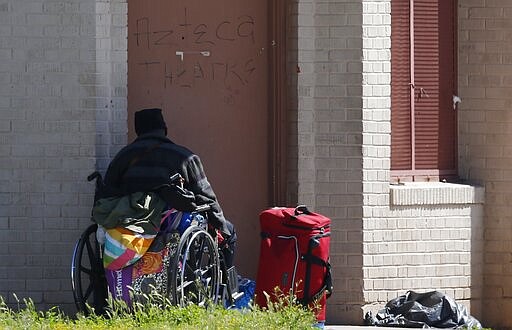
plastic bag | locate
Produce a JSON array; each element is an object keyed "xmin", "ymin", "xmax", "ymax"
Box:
[{"xmin": 364, "ymin": 290, "xmax": 482, "ymax": 329}]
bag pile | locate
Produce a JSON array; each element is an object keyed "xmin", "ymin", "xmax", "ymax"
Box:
[{"xmin": 364, "ymin": 290, "xmax": 482, "ymax": 329}]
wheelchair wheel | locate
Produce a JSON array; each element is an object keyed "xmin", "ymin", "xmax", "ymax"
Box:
[
  {"xmin": 168, "ymin": 225, "xmax": 221, "ymax": 307},
  {"xmin": 71, "ymin": 224, "xmax": 107, "ymax": 315}
]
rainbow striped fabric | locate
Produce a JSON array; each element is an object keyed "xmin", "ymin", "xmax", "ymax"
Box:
[{"xmin": 103, "ymin": 226, "xmax": 156, "ymax": 270}]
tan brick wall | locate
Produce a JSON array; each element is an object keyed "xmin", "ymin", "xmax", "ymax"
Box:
[
  {"xmin": 459, "ymin": 1, "xmax": 512, "ymax": 328},
  {"xmin": 0, "ymin": 0, "xmax": 127, "ymax": 313},
  {"xmin": 287, "ymin": 0, "xmax": 365, "ymax": 324},
  {"xmin": 288, "ymin": 0, "xmax": 486, "ymax": 325},
  {"xmin": 0, "ymin": 0, "xmax": 500, "ymax": 326},
  {"xmin": 360, "ymin": 0, "xmax": 485, "ymax": 324},
  {"xmin": 363, "ymin": 185, "xmax": 484, "ymax": 318}
]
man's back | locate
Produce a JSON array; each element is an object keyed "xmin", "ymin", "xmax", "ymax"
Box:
[
  {"xmin": 104, "ymin": 133, "xmax": 195, "ymax": 195},
  {"xmin": 103, "ymin": 129, "xmax": 230, "ymax": 236}
]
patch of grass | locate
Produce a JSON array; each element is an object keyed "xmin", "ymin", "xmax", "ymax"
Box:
[{"xmin": 0, "ymin": 290, "xmax": 317, "ymax": 330}]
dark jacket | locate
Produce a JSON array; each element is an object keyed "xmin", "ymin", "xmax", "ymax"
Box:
[{"xmin": 103, "ymin": 131, "xmax": 230, "ymax": 236}]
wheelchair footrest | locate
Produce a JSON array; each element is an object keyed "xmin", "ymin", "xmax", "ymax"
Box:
[{"xmin": 226, "ymin": 266, "xmax": 239, "ymax": 295}]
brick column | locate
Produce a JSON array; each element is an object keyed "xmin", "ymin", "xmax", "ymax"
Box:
[
  {"xmin": 459, "ymin": 1, "xmax": 512, "ymax": 328},
  {"xmin": 0, "ymin": 0, "xmax": 127, "ymax": 314},
  {"xmin": 288, "ymin": 0, "xmax": 365, "ymax": 324},
  {"xmin": 361, "ymin": 0, "xmax": 392, "ymax": 317}
]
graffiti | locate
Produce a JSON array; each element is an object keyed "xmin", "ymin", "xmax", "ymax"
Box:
[
  {"xmin": 137, "ymin": 58, "xmax": 256, "ymax": 90},
  {"xmin": 133, "ymin": 10, "xmax": 255, "ymax": 48},
  {"xmin": 132, "ymin": 8, "xmax": 259, "ymax": 93}
]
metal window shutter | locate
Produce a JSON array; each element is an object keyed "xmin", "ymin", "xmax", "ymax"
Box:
[
  {"xmin": 391, "ymin": 0, "xmax": 412, "ymax": 171},
  {"xmin": 391, "ymin": 0, "xmax": 457, "ymax": 173},
  {"xmin": 414, "ymin": 0, "xmax": 440, "ymax": 169}
]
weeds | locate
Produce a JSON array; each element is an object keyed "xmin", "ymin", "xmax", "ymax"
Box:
[{"xmin": 0, "ymin": 289, "xmax": 316, "ymax": 330}]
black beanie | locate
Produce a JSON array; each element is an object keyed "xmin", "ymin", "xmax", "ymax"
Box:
[{"xmin": 134, "ymin": 108, "xmax": 167, "ymax": 136}]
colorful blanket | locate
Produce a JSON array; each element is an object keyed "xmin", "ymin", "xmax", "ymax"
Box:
[
  {"xmin": 103, "ymin": 209, "xmax": 194, "ymax": 270},
  {"xmin": 104, "ymin": 209, "xmax": 195, "ymax": 304},
  {"xmin": 103, "ymin": 226, "xmax": 156, "ymax": 270},
  {"xmin": 105, "ymin": 233, "xmax": 180, "ymax": 305}
]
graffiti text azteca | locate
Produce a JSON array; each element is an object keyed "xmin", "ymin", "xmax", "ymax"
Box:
[
  {"xmin": 133, "ymin": 9, "xmax": 255, "ymax": 48},
  {"xmin": 132, "ymin": 8, "xmax": 258, "ymax": 90}
]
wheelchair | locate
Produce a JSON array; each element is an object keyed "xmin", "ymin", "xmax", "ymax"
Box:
[{"xmin": 71, "ymin": 172, "xmax": 242, "ymax": 315}]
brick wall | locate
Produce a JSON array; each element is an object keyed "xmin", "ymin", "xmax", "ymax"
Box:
[
  {"xmin": 459, "ymin": 1, "xmax": 512, "ymax": 328},
  {"xmin": 287, "ymin": 0, "xmax": 365, "ymax": 324},
  {"xmin": 0, "ymin": 0, "xmax": 127, "ymax": 313},
  {"xmin": 0, "ymin": 0, "xmax": 501, "ymax": 326},
  {"xmin": 363, "ymin": 185, "xmax": 484, "ymax": 318},
  {"xmin": 288, "ymin": 0, "xmax": 485, "ymax": 324},
  {"xmin": 360, "ymin": 0, "xmax": 485, "ymax": 324},
  {"xmin": 360, "ymin": 0, "xmax": 393, "ymax": 314}
]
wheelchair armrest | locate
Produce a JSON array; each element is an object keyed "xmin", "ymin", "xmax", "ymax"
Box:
[
  {"xmin": 169, "ymin": 172, "xmax": 183, "ymax": 184},
  {"xmin": 194, "ymin": 203, "xmax": 212, "ymax": 213}
]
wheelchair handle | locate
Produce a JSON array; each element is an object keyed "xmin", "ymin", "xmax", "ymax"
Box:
[
  {"xmin": 194, "ymin": 204, "xmax": 212, "ymax": 213},
  {"xmin": 87, "ymin": 171, "xmax": 101, "ymax": 182},
  {"xmin": 169, "ymin": 173, "xmax": 182, "ymax": 183},
  {"xmin": 87, "ymin": 171, "xmax": 105, "ymax": 192}
]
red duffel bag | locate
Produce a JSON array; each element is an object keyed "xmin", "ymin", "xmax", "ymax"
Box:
[{"xmin": 255, "ymin": 205, "xmax": 333, "ymax": 323}]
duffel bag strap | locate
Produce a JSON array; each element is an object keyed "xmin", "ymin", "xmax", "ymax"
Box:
[
  {"xmin": 299, "ymin": 257, "xmax": 333, "ymax": 305},
  {"xmin": 308, "ymin": 264, "xmax": 333, "ymax": 302},
  {"xmin": 324, "ymin": 261, "xmax": 333, "ymax": 298},
  {"xmin": 302, "ymin": 254, "xmax": 326, "ymax": 266}
]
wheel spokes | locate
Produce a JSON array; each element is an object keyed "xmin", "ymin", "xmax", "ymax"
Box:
[
  {"xmin": 83, "ymin": 282, "xmax": 94, "ymax": 300},
  {"xmin": 169, "ymin": 226, "xmax": 220, "ymax": 307},
  {"xmin": 72, "ymin": 224, "xmax": 107, "ymax": 315},
  {"xmin": 79, "ymin": 266, "xmax": 93, "ymax": 275},
  {"xmin": 85, "ymin": 238, "xmax": 94, "ymax": 260},
  {"xmin": 176, "ymin": 280, "xmax": 194, "ymax": 292}
]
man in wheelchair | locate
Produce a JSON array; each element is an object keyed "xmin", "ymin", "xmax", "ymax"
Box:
[
  {"xmin": 102, "ymin": 108, "xmax": 235, "ymax": 249},
  {"xmin": 72, "ymin": 108, "xmax": 239, "ymax": 314}
]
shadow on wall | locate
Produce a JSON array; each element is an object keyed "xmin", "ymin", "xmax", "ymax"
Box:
[{"xmin": 470, "ymin": 204, "xmax": 484, "ymax": 322}]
